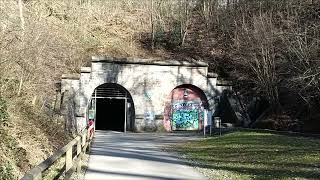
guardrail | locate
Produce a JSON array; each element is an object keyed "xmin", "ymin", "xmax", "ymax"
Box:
[{"xmin": 21, "ymin": 125, "xmax": 94, "ymax": 180}]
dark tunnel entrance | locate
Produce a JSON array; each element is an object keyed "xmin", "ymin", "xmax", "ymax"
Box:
[
  {"xmin": 88, "ymin": 83, "xmax": 135, "ymax": 132},
  {"xmin": 96, "ymin": 98, "xmax": 125, "ymax": 131}
]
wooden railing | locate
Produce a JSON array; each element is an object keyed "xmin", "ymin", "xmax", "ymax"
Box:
[{"xmin": 21, "ymin": 125, "xmax": 94, "ymax": 180}]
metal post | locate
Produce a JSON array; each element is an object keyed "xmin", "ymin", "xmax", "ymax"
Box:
[
  {"xmin": 203, "ymin": 110, "xmax": 208, "ymax": 138},
  {"xmin": 209, "ymin": 111, "xmax": 212, "ymax": 136},
  {"xmin": 94, "ymin": 89, "xmax": 97, "ymax": 128},
  {"xmin": 124, "ymin": 95, "xmax": 127, "ymax": 133},
  {"xmin": 203, "ymin": 113, "xmax": 206, "ymax": 138},
  {"xmin": 219, "ymin": 118, "xmax": 221, "ymax": 136}
]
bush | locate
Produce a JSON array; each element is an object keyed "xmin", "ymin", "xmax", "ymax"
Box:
[
  {"xmin": 0, "ymin": 97, "xmax": 8, "ymax": 124},
  {"xmin": 0, "ymin": 162, "xmax": 14, "ymax": 180}
]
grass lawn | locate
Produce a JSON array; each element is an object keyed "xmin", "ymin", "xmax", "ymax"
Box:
[{"xmin": 174, "ymin": 131, "xmax": 320, "ymax": 180}]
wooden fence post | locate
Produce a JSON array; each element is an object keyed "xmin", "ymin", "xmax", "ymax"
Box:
[
  {"xmin": 77, "ymin": 138, "xmax": 81, "ymax": 155},
  {"xmin": 82, "ymin": 133, "xmax": 86, "ymax": 147},
  {"xmin": 77, "ymin": 139, "xmax": 82, "ymax": 174},
  {"xmin": 65, "ymin": 147, "xmax": 73, "ymax": 172}
]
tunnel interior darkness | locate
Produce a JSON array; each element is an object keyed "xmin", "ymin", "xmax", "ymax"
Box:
[
  {"xmin": 95, "ymin": 98, "xmax": 125, "ymax": 131},
  {"xmin": 89, "ymin": 83, "xmax": 135, "ymax": 132}
]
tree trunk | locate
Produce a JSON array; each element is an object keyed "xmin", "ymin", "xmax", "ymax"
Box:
[
  {"xmin": 18, "ymin": 0, "xmax": 25, "ymax": 32},
  {"xmin": 151, "ymin": 0, "xmax": 155, "ymax": 50}
]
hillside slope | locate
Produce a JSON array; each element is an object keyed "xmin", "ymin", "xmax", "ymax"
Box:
[{"xmin": 0, "ymin": 0, "xmax": 158, "ymax": 178}]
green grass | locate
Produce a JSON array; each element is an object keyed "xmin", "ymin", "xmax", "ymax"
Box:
[{"xmin": 174, "ymin": 131, "xmax": 320, "ymax": 180}]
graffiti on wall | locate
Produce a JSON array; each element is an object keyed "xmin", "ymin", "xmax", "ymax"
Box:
[
  {"xmin": 144, "ymin": 90, "xmax": 155, "ymax": 121},
  {"xmin": 171, "ymin": 101, "xmax": 203, "ymax": 130},
  {"xmin": 144, "ymin": 111, "xmax": 155, "ymax": 121},
  {"xmin": 144, "ymin": 91, "xmax": 152, "ymax": 100},
  {"xmin": 172, "ymin": 110, "xmax": 198, "ymax": 129}
]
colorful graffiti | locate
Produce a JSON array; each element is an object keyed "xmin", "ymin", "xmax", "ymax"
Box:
[
  {"xmin": 144, "ymin": 111, "xmax": 155, "ymax": 121},
  {"xmin": 171, "ymin": 101, "xmax": 202, "ymax": 130},
  {"xmin": 172, "ymin": 110, "xmax": 198, "ymax": 129},
  {"xmin": 144, "ymin": 90, "xmax": 155, "ymax": 121}
]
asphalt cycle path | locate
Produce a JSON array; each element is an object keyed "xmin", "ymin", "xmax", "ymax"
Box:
[{"xmin": 84, "ymin": 130, "xmax": 207, "ymax": 180}]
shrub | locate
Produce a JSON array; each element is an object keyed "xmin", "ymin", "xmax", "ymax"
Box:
[
  {"xmin": 0, "ymin": 162, "xmax": 14, "ymax": 180},
  {"xmin": 0, "ymin": 97, "xmax": 8, "ymax": 124}
]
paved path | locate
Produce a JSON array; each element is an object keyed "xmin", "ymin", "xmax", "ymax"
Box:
[{"xmin": 84, "ymin": 131, "xmax": 207, "ymax": 180}]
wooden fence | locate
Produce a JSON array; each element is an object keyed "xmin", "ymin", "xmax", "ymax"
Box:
[{"xmin": 21, "ymin": 125, "xmax": 94, "ymax": 180}]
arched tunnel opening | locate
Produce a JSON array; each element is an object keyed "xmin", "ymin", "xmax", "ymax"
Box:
[
  {"xmin": 163, "ymin": 84, "xmax": 209, "ymax": 131},
  {"xmin": 88, "ymin": 83, "xmax": 135, "ymax": 132}
]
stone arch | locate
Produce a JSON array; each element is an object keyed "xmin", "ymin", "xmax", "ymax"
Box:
[
  {"xmin": 163, "ymin": 84, "xmax": 209, "ymax": 132},
  {"xmin": 86, "ymin": 83, "xmax": 135, "ymax": 132}
]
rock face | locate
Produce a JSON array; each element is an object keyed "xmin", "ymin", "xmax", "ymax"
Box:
[{"xmin": 60, "ymin": 56, "xmax": 231, "ymax": 132}]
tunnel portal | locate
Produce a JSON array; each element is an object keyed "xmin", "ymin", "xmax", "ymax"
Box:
[
  {"xmin": 60, "ymin": 56, "xmax": 233, "ymax": 132},
  {"xmin": 88, "ymin": 83, "xmax": 135, "ymax": 132}
]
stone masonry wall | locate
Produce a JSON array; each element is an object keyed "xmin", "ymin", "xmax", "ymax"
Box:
[{"xmin": 61, "ymin": 57, "xmax": 226, "ymax": 132}]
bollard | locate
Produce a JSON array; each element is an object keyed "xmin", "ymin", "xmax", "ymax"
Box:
[{"xmin": 214, "ymin": 117, "xmax": 222, "ymax": 136}]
